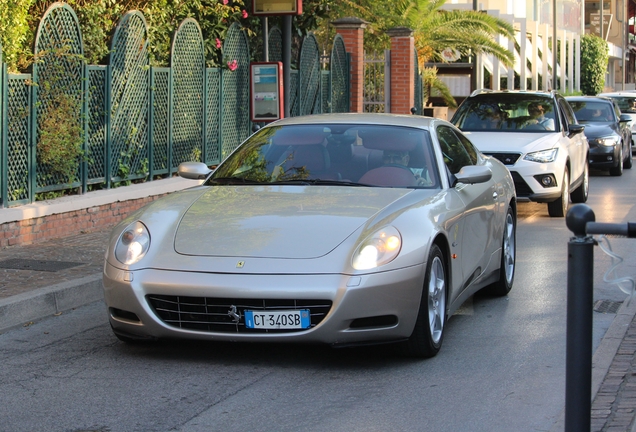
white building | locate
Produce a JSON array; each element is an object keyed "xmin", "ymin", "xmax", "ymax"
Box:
[{"xmin": 436, "ymin": 0, "xmax": 633, "ymax": 97}]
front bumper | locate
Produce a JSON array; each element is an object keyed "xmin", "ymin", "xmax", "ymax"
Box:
[
  {"xmin": 103, "ymin": 261, "xmax": 426, "ymax": 346},
  {"xmin": 588, "ymin": 145, "xmax": 619, "ymax": 169}
]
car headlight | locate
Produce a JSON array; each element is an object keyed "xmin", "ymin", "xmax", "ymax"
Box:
[
  {"xmin": 115, "ymin": 221, "xmax": 150, "ymax": 265},
  {"xmin": 352, "ymin": 226, "xmax": 402, "ymax": 270},
  {"xmin": 592, "ymin": 135, "xmax": 620, "ymax": 147},
  {"xmin": 524, "ymin": 148, "xmax": 558, "ymax": 163}
]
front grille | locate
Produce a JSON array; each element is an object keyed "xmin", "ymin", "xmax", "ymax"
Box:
[
  {"xmin": 147, "ymin": 295, "xmax": 332, "ymax": 333},
  {"xmin": 511, "ymin": 171, "xmax": 533, "ymax": 197},
  {"xmin": 484, "ymin": 152, "xmax": 522, "ymax": 166}
]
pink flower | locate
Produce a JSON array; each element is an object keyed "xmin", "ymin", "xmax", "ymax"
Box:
[
  {"xmin": 242, "ymin": 10, "xmax": 248, "ymax": 18},
  {"xmin": 227, "ymin": 60, "xmax": 238, "ymax": 71},
  {"xmin": 222, "ymin": 0, "xmax": 228, "ymax": 4},
  {"xmin": 216, "ymin": 38, "xmax": 222, "ymax": 49}
]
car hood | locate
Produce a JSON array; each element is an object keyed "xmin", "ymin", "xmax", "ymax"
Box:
[
  {"xmin": 174, "ymin": 186, "xmax": 415, "ymax": 259},
  {"xmin": 579, "ymin": 123, "xmax": 618, "ymax": 139},
  {"xmin": 463, "ymin": 131, "xmax": 557, "ymax": 153}
]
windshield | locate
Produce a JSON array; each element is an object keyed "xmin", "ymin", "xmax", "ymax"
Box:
[
  {"xmin": 602, "ymin": 96, "xmax": 636, "ymax": 114},
  {"xmin": 452, "ymin": 94, "xmax": 558, "ymax": 132},
  {"xmin": 206, "ymin": 124, "xmax": 441, "ymax": 189},
  {"xmin": 568, "ymin": 100, "xmax": 616, "ymax": 124}
]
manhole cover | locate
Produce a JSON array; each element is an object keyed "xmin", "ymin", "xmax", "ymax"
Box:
[
  {"xmin": 0, "ymin": 258, "xmax": 83, "ymax": 272},
  {"xmin": 593, "ymin": 299, "xmax": 623, "ymax": 314}
]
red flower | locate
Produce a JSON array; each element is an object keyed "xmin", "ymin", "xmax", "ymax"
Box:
[
  {"xmin": 216, "ymin": 38, "xmax": 222, "ymax": 49},
  {"xmin": 242, "ymin": 10, "xmax": 248, "ymax": 18},
  {"xmin": 222, "ymin": 0, "xmax": 228, "ymax": 4},
  {"xmin": 227, "ymin": 60, "xmax": 238, "ymax": 71}
]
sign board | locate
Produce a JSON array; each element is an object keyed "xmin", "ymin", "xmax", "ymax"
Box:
[
  {"xmin": 252, "ymin": 0, "xmax": 302, "ymax": 16},
  {"xmin": 589, "ymin": 13, "xmax": 612, "ymax": 40},
  {"xmin": 250, "ymin": 62, "xmax": 284, "ymax": 123}
]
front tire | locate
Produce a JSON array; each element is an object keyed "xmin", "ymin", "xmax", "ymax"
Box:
[
  {"xmin": 610, "ymin": 147, "xmax": 624, "ymax": 176},
  {"xmin": 547, "ymin": 167, "xmax": 569, "ymax": 217},
  {"xmin": 401, "ymin": 244, "xmax": 447, "ymax": 358},
  {"xmin": 571, "ymin": 162, "xmax": 589, "ymax": 203},
  {"xmin": 483, "ymin": 205, "xmax": 516, "ymax": 296}
]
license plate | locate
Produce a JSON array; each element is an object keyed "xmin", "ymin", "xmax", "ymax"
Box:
[{"xmin": 244, "ymin": 309, "xmax": 311, "ymax": 329}]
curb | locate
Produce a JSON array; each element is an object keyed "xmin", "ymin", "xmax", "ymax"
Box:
[
  {"xmin": 0, "ymin": 273, "xmax": 103, "ymax": 333},
  {"xmin": 549, "ymin": 296, "xmax": 636, "ymax": 431}
]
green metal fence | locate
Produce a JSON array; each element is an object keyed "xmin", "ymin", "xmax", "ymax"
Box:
[{"xmin": 0, "ymin": 5, "xmax": 350, "ymax": 208}]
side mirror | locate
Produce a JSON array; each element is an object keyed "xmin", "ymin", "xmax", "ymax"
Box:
[
  {"xmin": 178, "ymin": 162, "xmax": 212, "ymax": 180},
  {"xmin": 568, "ymin": 124, "xmax": 585, "ymax": 137},
  {"xmin": 619, "ymin": 114, "xmax": 632, "ymax": 123},
  {"xmin": 454, "ymin": 165, "xmax": 492, "ymax": 185}
]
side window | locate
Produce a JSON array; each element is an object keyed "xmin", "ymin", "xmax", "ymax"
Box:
[
  {"xmin": 454, "ymin": 131, "xmax": 479, "ymax": 165},
  {"xmin": 436, "ymin": 126, "xmax": 472, "ymax": 174},
  {"xmin": 559, "ymin": 98, "xmax": 577, "ymax": 126}
]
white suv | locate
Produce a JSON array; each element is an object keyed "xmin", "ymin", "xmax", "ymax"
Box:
[{"xmin": 451, "ymin": 90, "xmax": 589, "ymax": 217}]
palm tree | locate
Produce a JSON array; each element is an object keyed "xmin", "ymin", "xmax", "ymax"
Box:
[
  {"xmin": 317, "ymin": 0, "xmax": 515, "ymax": 107},
  {"xmin": 399, "ymin": 0, "xmax": 515, "ymax": 107}
]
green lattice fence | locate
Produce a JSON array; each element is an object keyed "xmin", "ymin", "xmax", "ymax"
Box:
[
  {"xmin": 0, "ymin": 7, "xmax": 350, "ymax": 208},
  {"xmin": 171, "ymin": 19, "xmax": 206, "ymax": 168},
  {"xmin": 88, "ymin": 65, "xmax": 108, "ymax": 185},
  {"xmin": 299, "ymin": 33, "xmax": 321, "ymax": 115},
  {"xmin": 4, "ymin": 75, "xmax": 31, "ymax": 206},
  {"xmin": 268, "ymin": 27, "xmax": 283, "ymax": 63},
  {"xmin": 330, "ymin": 35, "xmax": 350, "ymax": 113},
  {"xmin": 109, "ymin": 11, "xmax": 150, "ymax": 185},
  {"xmin": 221, "ymin": 23, "xmax": 251, "ymax": 158},
  {"xmin": 33, "ymin": 3, "xmax": 86, "ymax": 193},
  {"xmin": 0, "ymin": 43, "xmax": 4, "ymax": 206},
  {"xmin": 150, "ymin": 68, "xmax": 171, "ymax": 176},
  {"xmin": 205, "ymin": 68, "xmax": 222, "ymax": 165}
]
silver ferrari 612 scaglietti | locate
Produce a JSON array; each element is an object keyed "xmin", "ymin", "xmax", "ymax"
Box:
[{"xmin": 103, "ymin": 113, "xmax": 517, "ymax": 358}]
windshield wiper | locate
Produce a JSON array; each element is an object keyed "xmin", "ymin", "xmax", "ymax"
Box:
[
  {"xmin": 207, "ymin": 177, "xmax": 265, "ymax": 185},
  {"xmin": 269, "ymin": 179, "xmax": 366, "ymax": 186}
]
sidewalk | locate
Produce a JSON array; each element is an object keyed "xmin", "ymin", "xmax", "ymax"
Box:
[{"xmin": 1, "ymin": 186, "xmax": 636, "ymax": 431}]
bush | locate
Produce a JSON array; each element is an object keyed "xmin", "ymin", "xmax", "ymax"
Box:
[{"xmin": 580, "ymin": 34, "xmax": 608, "ymax": 96}]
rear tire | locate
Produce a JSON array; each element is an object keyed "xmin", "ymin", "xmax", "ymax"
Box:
[
  {"xmin": 483, "ymin": 205, "xmax": 516, "ymax": 296},
  {"xmin": 401, "ymin": 244, "xmax": 446, "ymax": 358},
  {"xmin": 547, "ymin": 168, "xmax": 569, "ymax": 217}
]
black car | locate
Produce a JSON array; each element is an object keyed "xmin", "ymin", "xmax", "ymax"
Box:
[{"xmin": 566, "ymin": 96, "xmax": 633, "ymax": 176}]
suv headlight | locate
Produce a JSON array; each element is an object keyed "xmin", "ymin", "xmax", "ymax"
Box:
[
  {"xmin": 352, "ymin": 226, "xmax": 402, "ymax": 270},
  {"xmin": 591, "ymin": 135, "xmax": 620, "ymax": 147},
  {"xmin": 115, "ymin": 221, "xmax": 150, "ymax": 265},
  {"xmin": 524, "ymin": 148, "xmax": 558, "ymax": 163}
]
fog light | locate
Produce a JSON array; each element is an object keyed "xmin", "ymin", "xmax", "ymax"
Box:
[{"xmin": 534, "ymin": 174, "xmax": 558, "ymax": 188}]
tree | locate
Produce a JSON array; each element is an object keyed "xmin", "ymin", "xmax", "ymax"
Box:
[
  {"xmin": 579, "ymin": 34, "xmax": 608, "ymax": 96},
  {"xmin": 314, "ymin": 0, "xmax": 515, "ymax": 107}
]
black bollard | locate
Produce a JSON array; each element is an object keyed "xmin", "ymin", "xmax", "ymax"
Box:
[{"xmin": 564, "ymin": 204, "xmax": 596, "ymax": 432}]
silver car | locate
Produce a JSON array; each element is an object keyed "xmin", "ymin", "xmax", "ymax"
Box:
[{"xmin": 103, "ymin": 113, "xmax": 517, "ymax": 358}]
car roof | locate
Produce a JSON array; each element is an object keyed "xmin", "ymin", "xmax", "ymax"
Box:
[
  {"xmin": 598, "ymin": 91, "xmax": 636, "ymax": 96},
  {"xmin": 565, "ymin": 96, "xmax": 614, "ymax": 103},
  {"xmin": 267, "ymin": 113, "xmax": 443, "ymax": 129},
  {"xmin": 467, "ymin": 89, "xmax": 555, "ymax": 98}
]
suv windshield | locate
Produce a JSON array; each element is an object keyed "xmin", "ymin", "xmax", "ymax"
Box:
[
  {"xmin": 603, "ymin": 96, "xmax": 636, "ymax": 113},
  {"xmin": 452, "ymin": 93, "xmax": 558, "ymax": 132}
]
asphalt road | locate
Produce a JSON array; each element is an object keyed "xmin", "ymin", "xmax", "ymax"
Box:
[{"xmin": 1, "ymin": 167, "xmax": 636, "ymax": 432}]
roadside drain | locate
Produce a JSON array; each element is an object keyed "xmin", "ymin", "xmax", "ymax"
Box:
[
  {"xmin": 0, "ymin": 259, "xmax": 84, "ymax": 272},
  {"xmin": 593, "ymin": 299, "xmax": 623, "ymax": 314}
]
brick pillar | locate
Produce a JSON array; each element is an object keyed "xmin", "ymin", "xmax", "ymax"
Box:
[
  {"xmin": 387, "ymin": 27, "xmax": 415, "ymax": 115},
  {"xmin": 331, "ymin": 17, "xmax": 368, "ymax": 113}
]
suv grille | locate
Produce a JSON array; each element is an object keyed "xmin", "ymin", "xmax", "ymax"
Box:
[
  {"xmin": 511, "ymin": 172, "xmax": 533, "ymax": 197},
  {"xmin": 484, "ymin": 152, "xmax": 521, "ymax": 166},
  {"xmin": 147, "ymin": 295, "xmax": 332, "ymax": 333}
]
